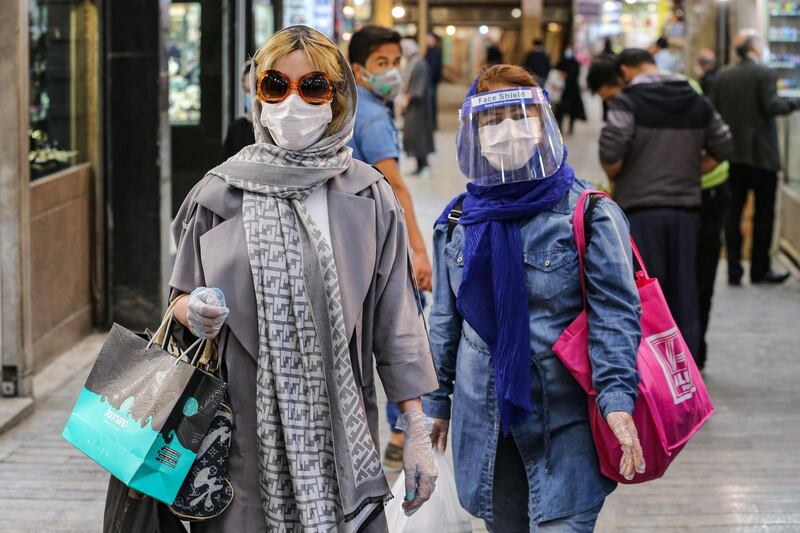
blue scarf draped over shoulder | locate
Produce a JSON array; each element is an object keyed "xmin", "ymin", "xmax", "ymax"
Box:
[{"xmin": 437, "ymin": 85, "xmax": 575, "ymax": 430}]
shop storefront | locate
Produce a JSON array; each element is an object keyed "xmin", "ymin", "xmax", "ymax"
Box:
[
  {"xmin": 769, "ymin": 0, "xmax": 800, "ymax": 264},
  {"xmin": 14, "ymin": 0, "xmax": 100, "ymax": 392}
]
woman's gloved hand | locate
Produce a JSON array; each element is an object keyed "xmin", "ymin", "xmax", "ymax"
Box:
[
  {"xmin": 186, "ymin": 287, "xmax": 230, "ymax": 339},
  {"xmin": 396, "ymin": 409, "xmax": 438, "ymax": 516},
  {"xmin": 606, "ymin": 411, "xmax": 646, "ymax": 480},
  {"xmin": 428, "ymin": 418, "xmax": 450, "ymax": 454}
]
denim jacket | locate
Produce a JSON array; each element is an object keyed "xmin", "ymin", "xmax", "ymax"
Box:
[{"xmin": 423, "ymin": 180, "xmax": 642, "ymax": 523}]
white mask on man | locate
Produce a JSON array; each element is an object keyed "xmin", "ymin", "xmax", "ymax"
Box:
[
  {"xmin": 260, "ymin": 94, "xmax": 333, "ymax": 151},
  {"xmin": 478, "ymin": 118, "xmax": 541, "ymax": 171}
]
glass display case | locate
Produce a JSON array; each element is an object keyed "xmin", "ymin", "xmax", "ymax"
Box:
[
  {"xmin": 768, "ymin": 1, "xmax": 800, "ymax": 189},
  {"xmin": 767, "ymin": 0, "xmax": 800, "ymax": 95},
  {"xmin": 168, "ymin": 3, "xmax": 202, "ymax": 125},
  {"xmin": 28, "ymin": 0, "xmax": 89, "ymax": 180}
]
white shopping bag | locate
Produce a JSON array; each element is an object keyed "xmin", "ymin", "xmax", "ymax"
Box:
[
  {"xmin": 385, "ymin": 453, "xmax": 473, "ymax": 532},
  {"xmin": 544, "ymin": 70, "xmax": 565, "ymax": 105}
]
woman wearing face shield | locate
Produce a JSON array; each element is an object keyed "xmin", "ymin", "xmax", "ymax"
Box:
[
  {"xmin": 423, "ymin": 65, "xmax": 644, "ymax": 531},
  {"xmin": 168, "ymin": 26, "xmax": 439, "ymax": 532}
]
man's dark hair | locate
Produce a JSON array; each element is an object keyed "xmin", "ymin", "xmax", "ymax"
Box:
[
  {"xmin": 615, "ymin": 48, "xmax": 656, "ymax": 73},
  {"xmin": 587, "ymin": 59, "xmax": 622, "ymax": 93},
  {"xmin": 656, "ymin": 37, "xmax": 669, "ymax": 49},
  {"xmin": 349, "ymin": 25, "xmax": 402, "ymax": 65},
  {"xmin": 533, "ymin": 38, "xmax": 544, "ymax": 47}
]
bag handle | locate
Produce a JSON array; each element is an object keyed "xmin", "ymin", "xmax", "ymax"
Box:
[
  {"xmin": 147, "ymin": 298, "xmax": 181, "ymax": 350},
  {"xmin": 573, "ymin": 190, "xmax": 650, "ymax": 310},
  {"xmin": 146, "ymin": 297, "xmax": 221, "ymax": 371}
]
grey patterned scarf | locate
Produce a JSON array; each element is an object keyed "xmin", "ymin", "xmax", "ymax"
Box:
[{"xmin": 215, "ymin": 26, "xmax": 389, "ymax": 532}]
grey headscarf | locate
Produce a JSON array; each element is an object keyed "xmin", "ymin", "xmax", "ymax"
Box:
[{"xmin": 208, "ymin": 26, "xmax": 389, "ymax": 532}]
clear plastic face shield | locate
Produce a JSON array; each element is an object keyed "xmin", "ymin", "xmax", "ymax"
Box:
[{"xmin": 457, "ymin": 87, "xmax": 564, "ymax": 186}]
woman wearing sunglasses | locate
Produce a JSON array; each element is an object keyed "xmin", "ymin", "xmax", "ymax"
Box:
[{"xmin": 169, "ymin": 25, "xmax": 438, "ymax": 532}]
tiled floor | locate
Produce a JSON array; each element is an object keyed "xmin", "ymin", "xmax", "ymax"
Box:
[{"xmin": 0, "ymin": 90, "xmax": 798, "ymax": 532}]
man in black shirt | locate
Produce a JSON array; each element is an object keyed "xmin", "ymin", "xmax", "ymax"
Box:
[{"xmin": 522, "ymin": 38, "xmax": 550, "ymax": 85}]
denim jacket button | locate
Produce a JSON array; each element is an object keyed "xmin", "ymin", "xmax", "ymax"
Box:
[
  {"xmin": 527, "ymin": 459, "xmax": 535, "ymax": 466},
  {"xmin": 544, "ymin": 258, "xmax": 551, "ymax": 267},
  {"xmin": 457, "ymin": 256, "xmax": 463, "ymax": 264}
]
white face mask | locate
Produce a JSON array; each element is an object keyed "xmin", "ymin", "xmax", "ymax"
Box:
[
  {"xmin": 260, "ymin": 94, "xmax": 333, "ymax": 151},
  {"xmin": 478, "ymin": 117, "xmax": 541, "ymax": 171}
]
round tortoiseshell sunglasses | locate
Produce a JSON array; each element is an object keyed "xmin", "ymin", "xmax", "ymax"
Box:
[{"xmin": 256, "ymin": 69, "xmax": 334, "ymax": 105}]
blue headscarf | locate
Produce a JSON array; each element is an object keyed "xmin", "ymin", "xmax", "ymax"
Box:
[{"xmin": 437, "ymin": 81, "xmax": 575, "ymax": 432}]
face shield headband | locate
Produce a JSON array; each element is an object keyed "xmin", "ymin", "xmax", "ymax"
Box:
[{"xmin": 456, "ymin": 85, "xmax": 564, "ymax": 186}]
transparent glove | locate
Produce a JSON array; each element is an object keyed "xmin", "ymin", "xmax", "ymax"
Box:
[
  {"xmin": 606, "ymin": 411, "xmax": 646, "ymax": 480},
  {"xmin": 429, "ymin": 418, "xmax": 450, "ymax": 454},
  {"xmin": 396, "ymin": 408, "xmax": 438, "ymax": 516},
  {"xmin": 186, "ymin": 287, "xmax": 230, "ymax": 339}
]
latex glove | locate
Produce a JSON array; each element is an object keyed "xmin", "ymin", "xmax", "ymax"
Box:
[
  {"xmin": 606, "ymin": 411, "xmax": 646, "ymax": 480},
  {"xmin": 186, "ymin": 287, "xmax": 230, "ymax": 339},
  {"xmin": 429, "ymin": 418, "xmax": 450, "ymax": 454},
  {"xmin": 396, "ymin": 409, "xmax": 438, "ymax": 516}
]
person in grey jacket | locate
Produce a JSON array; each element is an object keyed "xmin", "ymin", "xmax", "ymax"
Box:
[
  {"xmin": 713, "ymin": 29, "xmax": 800, "ymax": 285},
  {"xmin": 169, "ymin": 26, "xmax": 438, "ymax": 532},
  {"xmin": 599, "ymin": 48, "xmax": 732, "ymax": 360}
]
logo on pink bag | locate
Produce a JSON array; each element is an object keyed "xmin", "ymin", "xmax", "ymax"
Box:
[{"xmin": 646, "ymin": 328, "xmax": 696, "ymax": 404}]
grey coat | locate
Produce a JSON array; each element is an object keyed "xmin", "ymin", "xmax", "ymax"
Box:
[
  {"xmin": 712, "ymin": 58, "xmax": 799, "ymax": 172},
  {"xmin": 402, "ymin": 58, "xmax": 435, "ymax": 159},
  {"xmin": 169, "ymin": 159, "xmax": 438, "ymax": 532}
]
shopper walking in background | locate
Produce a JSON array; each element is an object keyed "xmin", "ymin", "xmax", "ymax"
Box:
[
  {"xmin": 425, "ymin": 64, "xmax": 644, "ymax": 532},
  {"xmin": 221, "ymin": 60, "xmax": 256, "ymax": 159},
  {"xmin": 347, "ymin": 25, "xmax": 432, "ymax": 291},
  {"xmin": 653, "ymin": 36, "xmax": 679, "ymax": 73},
  {"xmin": 713, "ymin": 29, "xmax": 800, "ymax": 286},
  {"xmin": 346, "ymin": 25, "xmax": 434, "ymax": 472},
  {"xmin": 599, "ymin": 48, "xmax": 732, "ymax": 359},
  {"xmin": 170, "ymin": 26, "xmax": 438, "ymax": 532},
  {"xmin": 424, "ymin": 31, "xmax": 444, "ymax": 130},
  {"xmin": 594, "ymin": 39, "xmax": 618, "ymax": 121},
  {"xmin": 587, "ymin": 57, "xmax": 623, "ymax": 112},
  {"xmin": 696, "ymin": 48, "xmax": 719, "ymax": 96},
  {"xmin": 399, "ymin": 37, "xmax": 435, "ymax": 178},
  {"xmin": 692, "ymin": 47, "xmax": 730, "ymax": 370},
  {"xmin": 522, "ymin": 38, "xmax": 551, "ymax": 85},
  {"xmin": 600, "ymin": 37, "xmax": 616, "ymax": 60},
  {"xmin": 486, "ymin": 42, "xmax": 503, "ymax": 66},
  {"xmin": 553, "ymin": 45, "xmax": 586, "ymax": 135}
]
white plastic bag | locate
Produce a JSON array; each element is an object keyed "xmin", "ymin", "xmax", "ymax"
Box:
[
  {"xmin": 385, "ymin": 453, "xmax": 473, "ymax": 532},
  {"xmin": 544, "ymin": 70, "xmax": 565, "ymax": 105}
]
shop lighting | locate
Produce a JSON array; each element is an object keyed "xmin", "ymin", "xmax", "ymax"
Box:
[
  {"xmin": 446, "ymin": 25, "xmax": 457, "ymax": 35},
  {"xmin": 511, "ymin": 7, "xmax": 522, "ymax": 18},
  {"xmin": 354, "ymin": 0, "xmax": 365, "ymax": 4},
  {"xmin": 343, "ymin": 32, "xmax": 353, "ymax": 41},
  {"xmin": 479, "ymin": 25, "xmax": 489, "ymax": 34},
  {"xmin": 392, "ymin": 5, "xmax": 405, "ymax": 18},
  {"xmin": 625, "ymin": 0, "xmax": 636, "ymax": 4},
  {"xmin": 603, "ymin": 0, "xmax": 618, "ymax": 9},
  {"xmin": 343, "ymin": 5, "xmax": 356, "ymax": 17},
  {"xmin": 547, "ymin": 22, "xmax": 561, "ymax": 31}
]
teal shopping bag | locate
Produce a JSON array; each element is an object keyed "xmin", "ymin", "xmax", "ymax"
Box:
[{"xmin": 62, "ymin": 316, "xmax": 226, "ymax": 505}]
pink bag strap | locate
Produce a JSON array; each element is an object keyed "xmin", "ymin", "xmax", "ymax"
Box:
[{"xmin": 573, "ymin": 189, "xmax": 649, "ymax": 310}]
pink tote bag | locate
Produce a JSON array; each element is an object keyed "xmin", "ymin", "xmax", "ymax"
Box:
[{"xmin": 552, "ymin": 190, "xmax": 714, "ymax": 484}]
